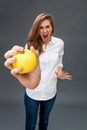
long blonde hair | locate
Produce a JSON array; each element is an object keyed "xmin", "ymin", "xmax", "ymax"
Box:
[{"xmin": 27, "ymin": 13, "xmax": 54, "ymax": 54}]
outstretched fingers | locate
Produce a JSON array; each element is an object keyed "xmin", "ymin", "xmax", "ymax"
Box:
[{"xmin": 64, "ymin": 72, "xmax": 72, "ymax": 80}]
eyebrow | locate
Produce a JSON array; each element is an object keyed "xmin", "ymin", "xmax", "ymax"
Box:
[{"xmin": 40, "ymin": 25, "xmax": 50, "ymax": 29}]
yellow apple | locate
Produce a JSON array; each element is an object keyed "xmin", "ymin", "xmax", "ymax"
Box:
[{"xmin": 12, "ymin": 49, "xmax": 37, "ymax": 74}]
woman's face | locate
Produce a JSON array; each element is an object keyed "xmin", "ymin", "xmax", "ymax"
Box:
[{"xmin": 39, "ymin": 19, "xmax": 53, "ymax": 44}]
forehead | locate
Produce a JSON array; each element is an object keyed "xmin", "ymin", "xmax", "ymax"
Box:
[{"xmin": 40, "ymin": 19, "xmax": 51, "ymax": 27}]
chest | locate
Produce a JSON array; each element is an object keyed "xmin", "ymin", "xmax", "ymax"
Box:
[{"xmin": 39, "ymin": 45, "xmax": 60, "ymax": 68}]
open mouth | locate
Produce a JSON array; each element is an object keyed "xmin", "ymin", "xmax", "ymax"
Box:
[{"xmin": 43, "ymin": 34, "xmax": 48, "ymax": 39}]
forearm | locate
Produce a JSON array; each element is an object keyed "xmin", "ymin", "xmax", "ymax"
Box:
[{"xmin": 27, "ymin": 64, "xmax": 41, "ymax": 89}]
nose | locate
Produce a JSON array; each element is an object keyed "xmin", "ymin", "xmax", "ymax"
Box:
[{"xmin": 43, "ymin": 27, "xmax": 47, "ymax": 33}]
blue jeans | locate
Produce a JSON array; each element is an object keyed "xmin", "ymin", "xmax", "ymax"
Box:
[{"xmin": 24, "ymin": 93, "xmax": 56, "ymax": 130}]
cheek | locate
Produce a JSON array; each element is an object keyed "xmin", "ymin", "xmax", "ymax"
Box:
[
  {"xmin": 39, "ymin": 31, "xmax": 42, "ymax": 37},
  {"xmin": 48, "ymin": 28, "xmax": 52, "ymax": 34}
]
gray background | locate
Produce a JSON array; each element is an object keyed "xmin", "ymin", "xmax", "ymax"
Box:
[{"xmin": 0, "ymin": 0, "xmax": 87, "ymax": 130}]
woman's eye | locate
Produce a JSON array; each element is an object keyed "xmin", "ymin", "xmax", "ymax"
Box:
[
  {"xmin": 39, "ymin": 27, "xmax": 43, "ymax": 30},
  {"xmin": 46, "ymin": 25, "xmax": 50, "ymax": 29}
]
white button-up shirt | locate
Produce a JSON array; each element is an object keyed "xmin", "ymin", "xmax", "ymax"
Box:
[{"xmin": 26, "ymin": 36, "xmax": 64, "ymax": 100}]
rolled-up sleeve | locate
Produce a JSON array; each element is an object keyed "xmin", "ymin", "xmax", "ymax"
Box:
[{"xmin": 58, "ymin": 40, "xmax": 64, "ymax": 67}]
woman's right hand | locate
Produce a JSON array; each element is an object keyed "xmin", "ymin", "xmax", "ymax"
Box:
[
  {"xmin": 4, "ymin": 45, "xmax": 24, "ymax": 71},
  {"xmin": 4, "ymin": 45, "xmax": 41, "ymax": 89}
]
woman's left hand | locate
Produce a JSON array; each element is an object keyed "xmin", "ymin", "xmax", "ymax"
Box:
[{"xmin": 55, "ymin": 70, "xmax": 72, "ymax": 80}]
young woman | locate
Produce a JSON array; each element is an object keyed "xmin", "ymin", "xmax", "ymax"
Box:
[{"xmin": 4, "ymin": 13, "xmax": 72, "ymax": 130}]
